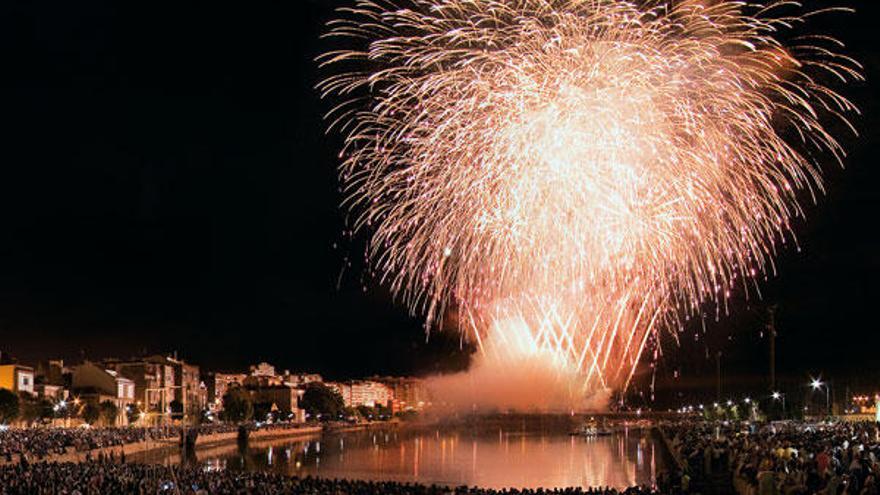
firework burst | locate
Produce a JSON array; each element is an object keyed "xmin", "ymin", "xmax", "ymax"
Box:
[{"xmin": 318, "ymin": 0, "xmax": 860, "ymax": 397}]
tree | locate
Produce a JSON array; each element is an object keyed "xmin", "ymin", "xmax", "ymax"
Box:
[
  {"xmin": 300, "ymin": 383, "xmax": 345, "ymax": 421},
  {"xmin": 395, "ymin": 410, "xmax": 419, "ymax": 421},
  {"xmin": 0, "ymin": 389, "xmax": 20, "ymax": 425},
  {"xmin": 200, "ymin": 408, "xmax": 213, "ymax": 424},
  {"xmin": 82, "ymin": 402, "xmax": 100, "ymax": 425},
  {"xmin": 169, "ymin": 399, "xmax": 184, "ymax": 421},
  {"xmin": 19, "ymin": 395, "xmax": 53, "ymax": 425},
  {"xmin": 99, "ymin": 400, "xmax": 119, "ymax": 426},
  {"xmin": 38, "ymin": 398, "xmax": 55, "ymax": 421},
  {"xmin": 253, "ymin": 401, "xmax": 269, "ymax": 421},
  {"xmin": 220, "ymin": 387, "xmax": 253, "ymax": 423},
  {"xmin": 357, "ymin": 405, "xmax": 375, "ymax": 420},
  {"xmin": 54, "ymin": 400, "xmax": 72, "ymax": 421},
  {"xmin": 375, "ymin": 403, "xmax": 392, "ymax": 420},
  {"xmin": 126, "ymin": 404, "xmax": 140, "ymax": 425},
  {"xmin": 343, "ymin": 406, "xmax": 358, "ymax": 421}
]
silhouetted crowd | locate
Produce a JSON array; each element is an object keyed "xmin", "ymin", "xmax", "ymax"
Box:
[
  {"xmin": 20, "ymin": 419, "xmax": 880, "ymax": 494},
  {"xmin": 662, "ymin": 420, "xmax": 880, "ymax": 495},
  {"xmin": 0, "ymin": 422, "xmax": 300, "ymax": 463},
  {"xmin": 0, "ymin": 460, "xmax": 663, "ymax": 495}
]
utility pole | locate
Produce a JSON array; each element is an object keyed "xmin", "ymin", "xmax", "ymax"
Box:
[
  {"xmin": 767, "ymin": 305, "xmax": 778, "ymax": 391},
  {"xmin": 828, "ymin": 380, "xmax": 833, "ymax": 416}
]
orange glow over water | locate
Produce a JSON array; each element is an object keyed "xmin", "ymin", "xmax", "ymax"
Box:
[{"xmin": 189, "ymin": 428, "xmax": 663, "ymax": 490}]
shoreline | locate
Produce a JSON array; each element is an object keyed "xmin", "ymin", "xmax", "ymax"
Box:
[
  {"xmin": 0, "ymin": 425, "xmax": 324, "ymax": 466},
  {"xmin": 129, "ymin": 421, "xmax": 397, "ymax": 464},
  {"xmin": 0, "ymin": 421, "xmax": 402, "ymax": 467},
  {"xmin": 3, "ymin": 422, "xmax": 669, "ymax": 493}
]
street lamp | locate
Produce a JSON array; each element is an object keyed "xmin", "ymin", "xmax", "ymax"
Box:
[
  {"xmin": 772, "ymin": 391, "xmax": 786, "ymax": 418},
  {"xmin": 809, "ymin": 376, "xmax": 830, "ymax": 416}
]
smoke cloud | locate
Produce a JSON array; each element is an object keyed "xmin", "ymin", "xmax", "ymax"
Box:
[{"xmin": 426, "ymin": 349, "xmax": 611, "ymax": 414}]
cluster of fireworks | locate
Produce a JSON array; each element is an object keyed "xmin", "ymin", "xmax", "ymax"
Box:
[{"xmin": 319, "ymin": 0, "xmax": 860, "ymax": 403}]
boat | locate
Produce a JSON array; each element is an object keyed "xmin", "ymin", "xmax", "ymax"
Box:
[{"xmin": 570, "ymin": 421, "xmax": 613, "ymax": 437}]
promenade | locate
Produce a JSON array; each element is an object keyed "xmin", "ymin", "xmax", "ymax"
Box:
[{"xmin": 0, "ymin": 423, "xmax": 322, "ymax": 466}]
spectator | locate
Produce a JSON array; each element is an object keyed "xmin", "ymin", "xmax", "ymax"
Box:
[{"xmin": 0, "ymin": 460, "xmax": 662, "ymax": 495}]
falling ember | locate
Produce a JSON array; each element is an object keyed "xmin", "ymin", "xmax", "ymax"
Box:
[{"xmin": 318, "ymin": 1, "xmax": 861, "ymax": 400}]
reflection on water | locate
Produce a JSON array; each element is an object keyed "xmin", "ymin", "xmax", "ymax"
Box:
[{"xmin": 140, "ymin": 426, "xmax": 663, "ymax": 490}]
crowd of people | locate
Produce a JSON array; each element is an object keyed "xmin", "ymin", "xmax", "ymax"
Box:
[
  {"xmin": 0, "ymin": 422, "xmax": 300, "ymax": 463},
  {"xmin": 0, "ymin": 460, "xmax": 663, "ymax": 495},
  {"xmin": 8, "ymin": 419, "xmax": 880, "ymax": 494},
  {"xmin": 662, "ymin": 420, "xmax": 880, "ymax": 495}
]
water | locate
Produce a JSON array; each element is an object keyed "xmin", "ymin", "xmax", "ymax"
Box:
[{"xmin": 137, "ymin": 426, "xmax": 664, "ymax": 490}]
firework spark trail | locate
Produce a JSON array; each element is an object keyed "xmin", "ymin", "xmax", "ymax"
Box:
[{"xmin": 319, "ymin": 0, "xmax": 860, "ymax": 399}]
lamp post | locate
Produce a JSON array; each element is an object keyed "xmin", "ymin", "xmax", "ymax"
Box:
[
  {"xmin": 810, "ymin": 377, "xmax": 830, "ymax": 416},
  {"xmin": 743, "ymin": 397, "xmax": 754, "ymax": 421},
  {"xmin": 772, "ymin": 391, "xmax": 786, "ymax": 418}
]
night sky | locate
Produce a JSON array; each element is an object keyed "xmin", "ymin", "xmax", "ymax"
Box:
[{"xmin": 1, "ymin": 1, "xmax": 878, "ymax": 400}]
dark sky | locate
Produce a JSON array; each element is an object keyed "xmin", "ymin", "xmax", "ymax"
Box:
[{"xmin": 0, "ymin": 1, "xmax": 878, "ymax": 399}]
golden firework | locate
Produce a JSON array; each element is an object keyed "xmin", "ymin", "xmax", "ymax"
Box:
[{"xmin": 319, "ymin": 0, "xmax": 860, "ymax": 397}]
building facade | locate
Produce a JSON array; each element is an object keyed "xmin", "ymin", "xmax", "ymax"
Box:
[
  {"xmin": 71, "ymin": 362, "xmax": 136, "ymax": 425},
  {"xmin": 250, "ymin": 362, "xmax": 276, "ymax": 377},
  {"xmin": 373, "ymin": 376, "xmax": 429, "ymax": 412},
  {"xmin": 328, "ymin": 380, "xmax": 393, "ymax": 408},
  {"xmin": 281, "ymin": 372, "xmax": 323, "ymax": 387},
  {"xmin": 245, "ymin": 383, "xmax": 305, "ymax": 422},
  {"xmin": 206, "ymin": 372, "xmax": 247, "ymax": 411},
  {"xmin": 104, "ymin": 358, "xmax": 175, "ymax": 422},
  {"xmin": 105, "ymin": 355, "xmax": 203, "ymax": 421},
  {"xmin": 176, "ymin": 360, "xmax": 203, "ymax": 418},
  {"xmin": 0, "ymin": 364, "xmax": 35, "ymax": 395}
]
